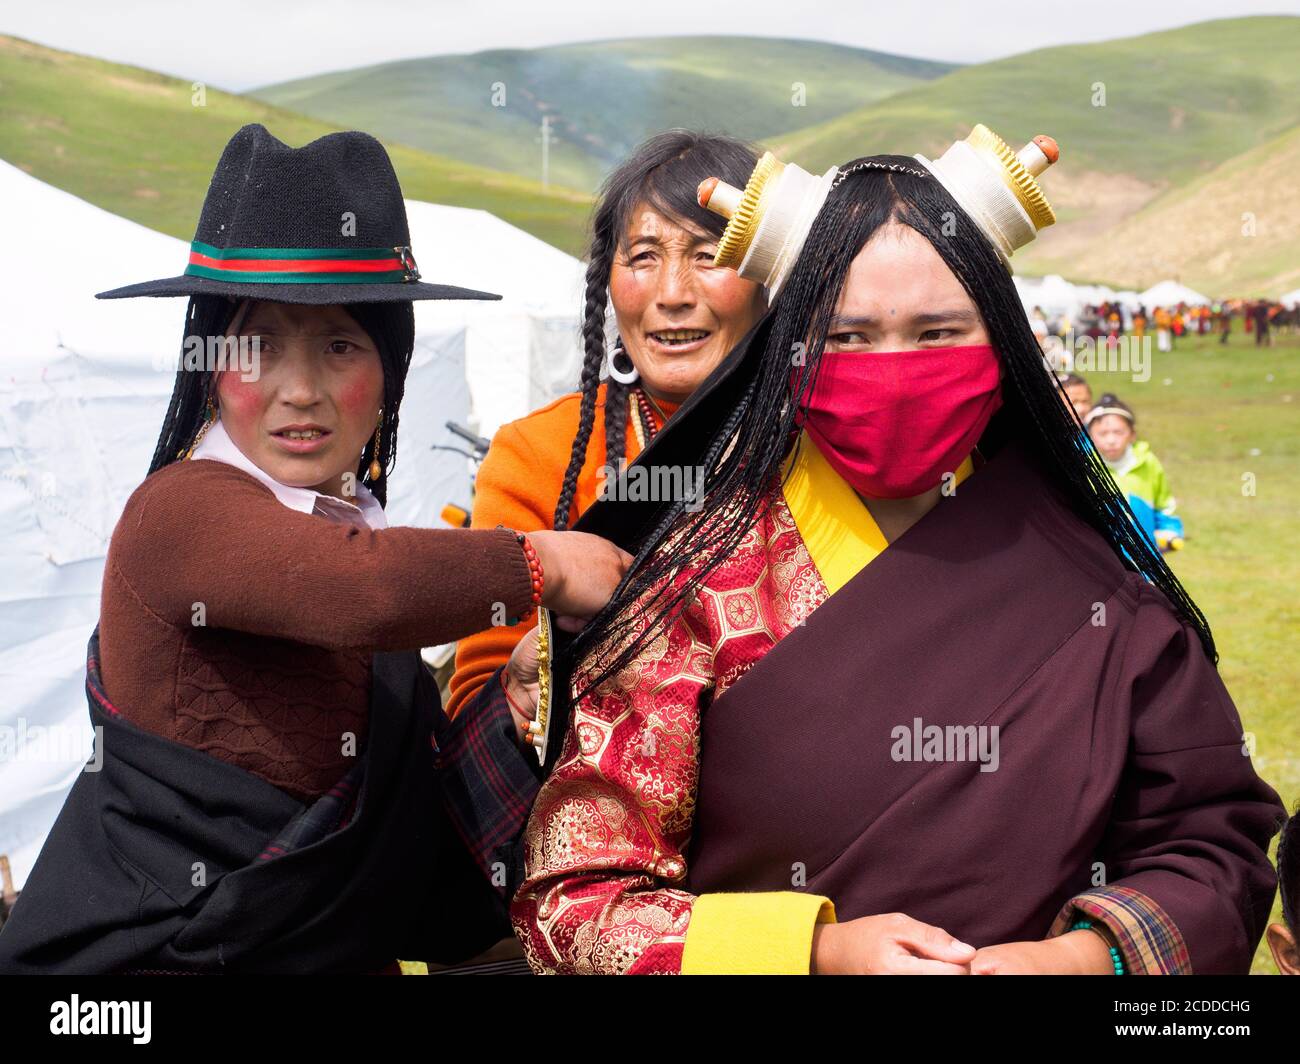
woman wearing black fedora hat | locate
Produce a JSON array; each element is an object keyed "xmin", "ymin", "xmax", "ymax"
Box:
[{"xmin": 0, "ymin": 124, "xmax": 630, "ymax": 974}]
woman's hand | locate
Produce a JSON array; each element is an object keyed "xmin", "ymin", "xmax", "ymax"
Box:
[
  {"xmin": 811, "ymin": 913, "xmax": 976, "ymax": 974},
  {"xmin": 528, "ymin": 530, "xmax": 633, "ymax": 629},
  {"xmin": 503, "ymin": 626, "xmax": 540, "ymax": 742},
  {"xmin": 969, "ymin": 930, "xmax": 1115, "ymax": 974}
]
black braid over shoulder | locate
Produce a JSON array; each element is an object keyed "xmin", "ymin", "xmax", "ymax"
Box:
[{"xmin": 553, "ymin": 251, "xmax": 614, "ymax": 530}]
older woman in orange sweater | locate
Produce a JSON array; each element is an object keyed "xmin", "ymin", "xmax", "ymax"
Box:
[{"xmin": 446, "ymin": 131, "xmax": 767, "ymax": 720}]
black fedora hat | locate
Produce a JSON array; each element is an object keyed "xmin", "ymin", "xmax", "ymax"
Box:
[{"xmin": 96, "ymin": 124, "xmax": 500, "ymax": 304}]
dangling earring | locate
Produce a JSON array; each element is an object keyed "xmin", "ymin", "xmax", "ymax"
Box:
[
  {"xmin": 605, "ymin": 339, "xmax": 639, "ymax": 385},
  {"xmin": 368, "ymin": 411, "xmax": 384, "ymax": 482},
  {"xmin": 182, "ymin": 395, "xmax": 218, "ymax": 460}
]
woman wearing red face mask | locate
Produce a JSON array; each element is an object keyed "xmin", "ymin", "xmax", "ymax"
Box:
[{"xmin": 510, "ymin": 129, "xmax": 1284, "ymax": 976}]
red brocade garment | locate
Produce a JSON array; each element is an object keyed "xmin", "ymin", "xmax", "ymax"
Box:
[{"xmin": 510, "ymin": 436, "xmax": 1283, "ymax": 975}]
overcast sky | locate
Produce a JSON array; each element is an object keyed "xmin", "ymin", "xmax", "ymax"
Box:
[{"xmin": 6, "ymin": 0, "xmax": 1298, "ymax": 91}]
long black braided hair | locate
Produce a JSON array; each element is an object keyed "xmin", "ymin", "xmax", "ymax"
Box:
[
  {"xmin": 564, "ymin": 154, "xmax": 1217, "ymax": 699},
  {"xmin": 552, "ymin": 129, "xmax": 759, "ymax": 530},
  {"xmin": 147, "ymin": 294, "xmax": 416, "ymax": 507}
]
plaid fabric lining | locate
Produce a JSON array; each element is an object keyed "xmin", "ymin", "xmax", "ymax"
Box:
[
  {"xmin": 257, "ymin": 760, "xmax": 366, "ymax": 861},
  {"xmin": 1048, "ymin": 885, "xmax": 1192, "ymax": 974},
  {"xmin": 86, "ymin": 647, "xmax": 120, "ymax": 718},
  {"xmin": 434, "ymin": 666, "xmax": 543, "ymax": 897}
]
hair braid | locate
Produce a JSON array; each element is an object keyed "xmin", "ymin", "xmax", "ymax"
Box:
[
  {"xmin": 148, "ymin": 296, "xmax": 233, "ymax": 475},
  {"xmin": 348, "ymin": 300, "xmax": 414, "ymax": 508},
  {"xmin": 553, "ymin": 251, "xmax": 613, "ymax": 530},
  {"xmin": 568, "ymin": 371, "xmax": 763, "ymax": 693},
  {"xmin": 603, "ymin": 374, "xmax": 629, "ymax": 471}
]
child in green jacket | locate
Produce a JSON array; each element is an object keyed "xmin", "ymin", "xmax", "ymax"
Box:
[{"xmin": 1086, "ymin": 394, "xmax": 1185, "ymax": 552}]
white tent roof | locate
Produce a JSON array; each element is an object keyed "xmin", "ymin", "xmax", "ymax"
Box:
[
  {"xmin": 1279, "ymin": 288, "xmax": 1300, "ymax": 308},
  {"xmin": 1, "ymin": 163, "xmax": 597, "ymax": 886},
  {"xmin": 406, "ymin": 200, "xmax": 586, "ymax": 437},
  {"xmin": 1138, "ymin": 280, "xmax": 1210, "ymax": 307},
  {"xmin": 1018, "ymin": 274, "xmax": 1219, "ymax": 318},
  {"xmin": 1013, "ymin": 273, "xmax": 1086, "ymax": 317}
]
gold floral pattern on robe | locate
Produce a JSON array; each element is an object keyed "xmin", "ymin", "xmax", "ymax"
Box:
[{"xmin": 510, "ymin": 487, "xmax": 824, "ymax": 974}]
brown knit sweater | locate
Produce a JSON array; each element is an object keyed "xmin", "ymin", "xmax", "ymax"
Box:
[{"xmin": 98, "ymin": 458, "xmax": 535, "ymax": 802}]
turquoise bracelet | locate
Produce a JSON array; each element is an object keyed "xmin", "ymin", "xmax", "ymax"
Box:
[{"xmin": 1071, "ymin": 919, "xmax": 1125, "ymax": 974}]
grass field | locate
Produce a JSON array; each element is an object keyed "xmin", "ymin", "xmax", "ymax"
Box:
[
  {"xmin": 770, "ymin": 15, "xmax": 1300, "ymax": 297},
  {"xmin": 1078, "ymin": 327, "xmax": 1298, "ymax": 973}
]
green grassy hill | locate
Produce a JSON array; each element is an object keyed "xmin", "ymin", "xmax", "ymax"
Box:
[
  {"xmin": 5, "ymin": 21, "xmax": 1296, "ymax": 292},
  {"xmin": 1020, "ymin": 121, "xmax": 1300, "ymax": 297},
  {"xmin": 253, "ymin": 36, "xmax": 955, "ymax": 191},
  {"xmin": 767, "ymin": 16, "xmax": 1300, "ymax": 296},
  {"xmin": 0, "ymin": 34, "xmax": 594, "ymax": 254},
  {"xmin": 774, "ymin": 16, "xmax": 1300, "ymax": 180}
]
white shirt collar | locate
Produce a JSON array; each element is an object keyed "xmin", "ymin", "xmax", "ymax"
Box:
[{"xmin": 191, "ymin": 418, "xmax": 388, "ymax": 530}]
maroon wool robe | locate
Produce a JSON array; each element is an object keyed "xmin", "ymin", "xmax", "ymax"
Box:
[{"xmin": 683, "ymin": 440, "xmax": 1284, "ymax": 973}]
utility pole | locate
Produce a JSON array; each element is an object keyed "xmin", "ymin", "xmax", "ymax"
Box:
[{"xmin": 539, "ymin": 116, "xmax": 553, "ymax": 190}]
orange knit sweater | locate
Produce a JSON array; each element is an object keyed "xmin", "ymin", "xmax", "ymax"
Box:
[{"xmin": 446, "ymin": 382, "xmax": 678, "ymax": 718}]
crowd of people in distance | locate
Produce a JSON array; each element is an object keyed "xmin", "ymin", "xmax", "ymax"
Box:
[{"xmin": 1030, "ymin": 298, "xmax": 1297, "ymax": 354}]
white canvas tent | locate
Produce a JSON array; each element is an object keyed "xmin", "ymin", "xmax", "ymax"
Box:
[
  {"xmin": 1013, "ymin": 273, "xmax": 1085, "ymax": 318},
  {"xmin": 406, "ymin": 200, "xmax": 587, "ymax": 438},
  {"xmin": 1279, "ymin": 288, "xmax": 1300, "ymax": 308},
  {"xmin": 1138, "ymin": 280, "xmax": 1210, "ymax": 307},
  {"xmin": 0, "ymin": 161, "xmax": 583, "ymax": 888},
  {"xmin": 1016, "ymin": 274, "xmax": 1212, "ymax": 320},
  {"xmin": 1072, "ymin": 282, "xmax": 1118, "ymax": 306}
]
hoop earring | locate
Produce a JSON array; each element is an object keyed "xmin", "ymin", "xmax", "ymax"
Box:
[
  {"xmin": 605, "ymin": 341, "xmax": 639, "ymax": 385},
  {"xmin": 368, "ymin": 411, "xmax": 383, "ymax": 482},
  {"xmin": 182, "ymin": 395, "xmax": 218, "ymax": 460}
]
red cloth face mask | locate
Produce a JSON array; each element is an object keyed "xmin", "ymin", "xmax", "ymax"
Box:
[{"xmin": 796, "ymin": 344, "xmax": 1003, "ymax": 499}]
